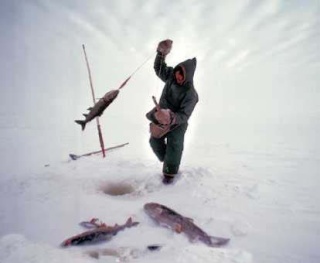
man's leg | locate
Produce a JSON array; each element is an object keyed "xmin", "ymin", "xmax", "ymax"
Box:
[
  {"xmin": 149, "ymin": 136, "xmax": 166, "ymax": 162},
  {"xmin": 163, "ymin": 123, "xmax": 188, "ymax": 176}
]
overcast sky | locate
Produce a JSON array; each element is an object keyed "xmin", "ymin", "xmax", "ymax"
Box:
[{"xmin": 0, "ymin": 0, "xmax": 319, "ymax": 175}]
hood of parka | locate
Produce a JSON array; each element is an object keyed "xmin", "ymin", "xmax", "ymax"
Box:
[{"xmin": 173, "ymin": 57, "xmax": 197, "ymax": 86}]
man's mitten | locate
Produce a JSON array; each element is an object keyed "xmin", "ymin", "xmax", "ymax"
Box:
[
  {"xmin": 155, "ymin": 108, "xmax": 176, "ymax": 125},
  {"xmin": 157, "ymin": 39, "xmax": 173, "ymax": 56}
]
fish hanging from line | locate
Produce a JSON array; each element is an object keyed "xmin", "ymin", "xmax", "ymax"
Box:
[
  {"xmin": 75, "ymin": 50, "xmax": 154, "ymax": 131},
  {"xmin": 75, "ymin": 89, "xmax": 120, "ymax": 130}
]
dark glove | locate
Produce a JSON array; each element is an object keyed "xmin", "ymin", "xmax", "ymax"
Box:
[{"xmin": 157, "ymin": 39, "xmax": 173, "ymax": 56}]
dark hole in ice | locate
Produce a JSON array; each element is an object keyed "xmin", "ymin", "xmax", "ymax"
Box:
[{"xmin": 100, "ymin": 182, "xmax": 135, "ymax": 196}]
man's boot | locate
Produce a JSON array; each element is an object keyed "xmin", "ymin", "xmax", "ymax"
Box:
[{"xmin": 162, "ymin": 173, "xmax": 175, "ymax": 184}]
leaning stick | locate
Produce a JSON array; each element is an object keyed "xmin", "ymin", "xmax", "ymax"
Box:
[{"xmin": 82, "ymin": 44, "xmax": 106, "ymax": 158}]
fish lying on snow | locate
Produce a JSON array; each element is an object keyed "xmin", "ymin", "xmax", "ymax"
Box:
[
  {"xmin": 144, "ymin": 202, "xmax": 230, "ymax": 247},
  {"xmin": 61, "ymin": 217, "xmax": 139, "ymax": 247},
  {"xmin": 75, "ymin": 89, "xmax": 119, "ymax": 130}
]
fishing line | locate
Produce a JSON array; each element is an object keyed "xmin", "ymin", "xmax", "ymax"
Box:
[
  {"xmin": 118, "ymin": 52, "xmax": 155, "ymax": 90},
  {"xmin": 131, "ymin": 52, "xmax": 155, "ymax": 79}
]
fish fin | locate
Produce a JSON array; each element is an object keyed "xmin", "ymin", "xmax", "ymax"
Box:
[
  {"xmin": 87, "ymin": 107, "xmax": 93, "ymax": 111},
  {"xmin": 83, "ymin": 113, "xmax": 88, "ymax": 118},
  {"xmin": 209, "ymin": 236, "xmax": 230, "ymax": 247},
  {"xmin": 90, "ymin": 218, "xmax": 99, "ymax": 224},
  {"xmin": 79, "ymin": 221, "xmax": 98, "ymax": 229},
  {"xmin": 79, "ymin": 218, "xmax": 107, "ymax": 229},
  {"xmin": 75, "ymin": 120, "xmax": 86, "ymax": 131},
  {"xmin": 69, "ymin": 154, "xmax": 78, "ymax": 160},
  {"xmin": 174, "ymin": 224, "xmax": 182, "ymax": 233}
]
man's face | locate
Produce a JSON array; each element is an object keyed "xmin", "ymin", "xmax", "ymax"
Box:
[{"xmin": 175, "ymin": 71, "xmax": 184, "ymax": 85}]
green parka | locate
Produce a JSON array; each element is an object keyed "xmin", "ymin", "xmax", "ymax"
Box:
[{"xmin": 154, "ymin": 53, "xmax": 199, "ymax": 125}]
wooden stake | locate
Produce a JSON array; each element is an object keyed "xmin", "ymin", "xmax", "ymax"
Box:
[{"xmin": 82, "ymin": 44, "xmax": 106, "ymax": 157}]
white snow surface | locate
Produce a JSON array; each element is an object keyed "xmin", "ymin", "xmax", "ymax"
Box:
[
  {"xmin": 1, "ymin": 126, "xmax": 320, "ymax": 263},
  {"xmin": 1, "ymin": 0, "xmax": 320, "ymax": 262}
]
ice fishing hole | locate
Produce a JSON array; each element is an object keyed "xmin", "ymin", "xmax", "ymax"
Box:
[{"xmin": 100, "ymin": 182, "xmax": 135, "ymax": 196}]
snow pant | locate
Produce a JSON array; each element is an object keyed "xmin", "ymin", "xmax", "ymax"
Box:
[{"xmin": 149, "ymin": 123, "xmax": 188, "ymax": 175}]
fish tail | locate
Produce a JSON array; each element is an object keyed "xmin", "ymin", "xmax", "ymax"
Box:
[
  {"xmin": 75, "ymin": 120, "xmax": 86, "ymax": 131},
  {"xmin": 209, "ymin": 236, "xmax": 230, "ymax": 247},
  {"xmin": 125, "ymin": 217, "xmax": 139, "ymax": 227}
]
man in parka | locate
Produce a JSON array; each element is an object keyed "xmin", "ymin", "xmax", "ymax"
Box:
[{"xmin": 146, "ymin": 39, "xmax": 199, "ymax": 184}]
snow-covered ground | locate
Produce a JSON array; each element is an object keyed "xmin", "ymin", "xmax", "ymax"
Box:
[
  {"xmin": 1, "ymin": 0, "xmax": 320, "ymax": 262},
  {"xmin": 1, "ymin": 117, "xmax": 319, "ymax": 263}
]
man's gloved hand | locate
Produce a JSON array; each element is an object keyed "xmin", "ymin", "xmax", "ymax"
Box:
[
  {"xmin": 155, "ymin": 108, "xmax": 174, "ymax": 125},
  {"xmin": 157, "ymin": 39, "xmax": 173, "ymax": 56}
]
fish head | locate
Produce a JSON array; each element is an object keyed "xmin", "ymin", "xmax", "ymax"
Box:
[
  {"xmin": 103, "ymin": 89, "xmax": 120, "ymax": 101},
  {"xmin": 144, "ymin": 203, "xmax": 163, "ymax": 219}
]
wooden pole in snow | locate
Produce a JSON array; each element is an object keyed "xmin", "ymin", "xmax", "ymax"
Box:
[{"xmin": 82, "ymin": 44, "xmax": 106, "ymax": 158}]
